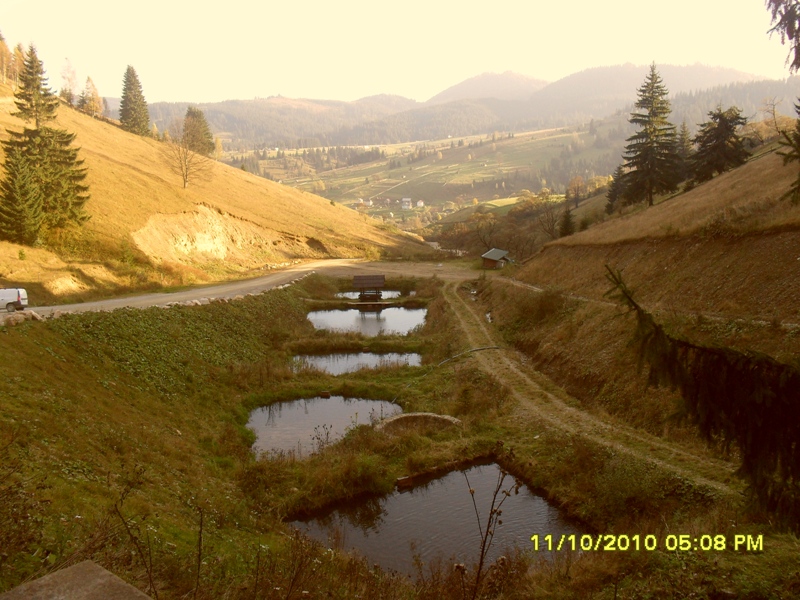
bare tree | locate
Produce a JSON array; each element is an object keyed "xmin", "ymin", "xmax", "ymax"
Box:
[
  {"xmin": 77, "ymin": 77, "xmax": 102, "ymax": 118},
  {"xmin": 59, "ymin": 59, "xmax": 77, "ymax": 106},
  {"xmin": 566, "ymin": 175, "xmax": 587, "ymax": 209},
  {"xmin": 535, "ymin": 199, "xmax": 562, "ymax": 240},
  {"xmin": 162, "ymin": 120, "xmax": 213, "ymax": 188},
  {"xmin": 469, "ymin": 212, "xmax": 499, "ymax": 250},
  {"xmin": 764, "ymin": 96, "xmax": 784, "ymax": 137}
]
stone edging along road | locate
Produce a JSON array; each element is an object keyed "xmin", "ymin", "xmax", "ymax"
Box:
[
  {"xmin": 11, "ymin": 259, "xmax": 468, "ymax": 321},
  {"xmin": 3, "ymin": 258, "xmax": 382, "ymax": 324}
]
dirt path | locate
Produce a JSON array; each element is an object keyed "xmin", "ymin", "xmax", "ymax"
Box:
[
  {"xmin": 440, "ymin": 280, "xmax": 740, "ymax": 497},
  {"xmin": 34, "ymin": 257, "xmax": 740, "ymax": 495}
]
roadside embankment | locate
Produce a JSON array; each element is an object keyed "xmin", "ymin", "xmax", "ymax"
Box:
[{"xmin": 478, "ymin": 225, "xmax": 800, "ymax": 443}]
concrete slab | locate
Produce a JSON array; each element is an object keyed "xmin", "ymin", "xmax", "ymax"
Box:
[{"xmin": 0, "ymin": 561, "xmax": 150, "ymax": 600}]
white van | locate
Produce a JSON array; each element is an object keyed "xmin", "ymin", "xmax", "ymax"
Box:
[{"xmin": 0, "ymin": 288, "xmax": 28, "ymax": 312}]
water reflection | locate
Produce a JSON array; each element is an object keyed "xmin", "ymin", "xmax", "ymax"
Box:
[
  {"xmin": 291, "ymin": 463, "xmax": 581, "ymax": 575},
  {"xmin": 307, "ymin": 308, "xmax": 427, "ymax": 336},
  {"xmin": 248, "ymin": 396, "xmax": 401, "ymax": 456},
  {"xmin": 295, "ymin": 353, "xmax": 422, "ymax": 375}
]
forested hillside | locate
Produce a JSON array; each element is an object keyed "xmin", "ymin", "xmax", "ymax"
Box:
[
  {"xmin": 140, "ymin": 65, "xmax": 791, "ymax": 149},
  {"xmin": 426, "ymin": 71, "xmax": 549, "ymax": 104}
]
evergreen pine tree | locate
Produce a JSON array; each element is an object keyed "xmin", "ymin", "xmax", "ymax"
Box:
[
  {"xmin": 558, "ymin": 206, "xmax": 575, "ymax": 237},
  {"xmin": 0, "ymin": 45, "xmax": 89, "ymax": 243},
  {"xmin": 36, "ymin": 128, "xmax": 90, "ymax": 227},
  {"xmin": 767, "ymin": 0, "xmax": 800, "ymax": 73},
  {"xmin": 605, "ymin": 164, "xmax": 627, "ymax": 214},
  {"xmin": 675, "ymin": 121, "xmax": 694, "ymax": 182},
  {"xmin": 12, "ymin": 45, "xmax": 58, "ymax": 129},
  {"xmin": 621, "ymin": 64, "xmax": 681, "ymax": 206},
  {"xmin": 0, "ymin": 144, "xmax": 44, "ymax": 244},
  {"xmin": 777, "ymin": 99, "xmax": 800, "ymax": 204},
  {"xmin": 119, "ymin": 65, "xmax": 150, "ymax": 136},
  {"xmin": 690, "ymin": 106, "xmax": 750, "ymax": 184},
  {"xmin": 183, "ymin": 107, "xmax": 214, "ymax": 156}
]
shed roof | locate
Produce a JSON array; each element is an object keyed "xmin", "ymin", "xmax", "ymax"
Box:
[
  {"xmin": 353, "ymin": 274, "xmax": 385, "ymax": 289},
  {"xmin": 481, "ymin": 248, "xmax": 509, "ymax": 261}
]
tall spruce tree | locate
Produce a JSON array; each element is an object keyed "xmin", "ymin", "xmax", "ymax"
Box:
[
  {"xmin": 690, "ymin": 106, "xmax": 750, "ymax": 184},
  {"xmin": 621, "ymin": 64, "xmax": 681, "ymax": 206},
  {"xmin": 558, "ymin": 206, "xmax": 575, "ymax": 237},
  {"xmin": 119, "ymin": 65, "xmax": 150, "ymax": 136},
  {"xmin": 605, "ymin": 164, "xmax": 627, "ymax": 214},
  {"xmin": 767, "ymin": 0, "xmax": 800, "ymax": 72},
  {"xmin": 777, "ymin": 100, "xmax": 800, "ymax": 203},
  {"xmin": 675, "ymin": 121, "xmax": 694, "ymax": 182},
  {"xmin": 182, "ymin": 107, "xmax": 214, "ymax": 156},
  {"xmin": 0, "ymin": 44, "xmax": 89, "ymax": 243},
  {"xmin": 0, "ymin": 144, "xmax": 44, "ymax": 244},
  {"xmin": 35, "ymin": 128, "xmax": 90, "ymax": 228},
  {"xmin": 12, "ymin": 45, "xmax": 58, "ymax": 129}
]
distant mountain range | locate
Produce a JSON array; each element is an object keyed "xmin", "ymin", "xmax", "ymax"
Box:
[
  {"xmin": 427, "ymin": 71, "xmax": 549, "ymax": 104},
  {"xmin": 111, "ymin": 65, "xmax": 799, "ymax": 148}
]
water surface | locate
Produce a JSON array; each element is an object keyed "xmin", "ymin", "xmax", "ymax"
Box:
[
  {"xmin": 248, "ymin": 396, "xmax": 401, "ymax": 456},
  {"xmin": 291, "ymin": 462, "xmax": 581, "ymax": 574},
  {"xmin": 307, "ymin": 308, "xmax": 426, "ymax": 336},
  {"xmin": 295, "ymin": 353, "xmax": 422, "ymax": 375}
]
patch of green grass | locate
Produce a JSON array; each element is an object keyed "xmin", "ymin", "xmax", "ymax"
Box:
[{"xmin": 2, "ymin": 273, "xmax": 799, "ymax": 598}]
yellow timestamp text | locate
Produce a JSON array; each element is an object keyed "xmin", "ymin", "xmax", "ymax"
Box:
[{"xmin": 531, "ymin": 533, "xmax": 763, "ymax": 552}]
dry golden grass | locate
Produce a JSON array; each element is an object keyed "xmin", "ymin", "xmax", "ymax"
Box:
[
  {"xmin": 558, "ymin": 148, "xmax": 800, "ymax": 245},
  {"xmin": 0, "ymin": 82, "xmax": 428, "ymax": 299}
]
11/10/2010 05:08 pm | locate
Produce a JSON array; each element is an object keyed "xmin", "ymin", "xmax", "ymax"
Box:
[{"xmin": 531, "ymin": 533, "xmax": 764, "ymax": 553}]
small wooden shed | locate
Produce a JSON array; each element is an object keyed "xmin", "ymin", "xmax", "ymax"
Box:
[
  {"xmin": 481, "ymin": 248, "xmax": 510, "ymax": 269},
  {"xmin": 353, "ymin": 274, "xmax": 385, "ymax": 300}
]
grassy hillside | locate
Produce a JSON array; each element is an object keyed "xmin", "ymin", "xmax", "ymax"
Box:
[
  {"xmin": 3, "ymin": 145, "xmax": 800, "ymax": 596},
  {"xmin": 0, "ymin": 276, "xmax": 507, "ymax": 598},
  {"xmin": 2, "ymin": 272, "xmax": 798, "ymax": 598},
  {"xmin": 479, "ymin": 144, "xmax": 800, "ymax": 457},
  {"xmin": 556, "ymin": 148, "xmax": 800, "ymax": 246},
  {"xmin": 0, "ymin": 84, "xmax": 430, "ymax": 304}
]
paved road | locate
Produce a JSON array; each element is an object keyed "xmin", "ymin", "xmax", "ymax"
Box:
[
  {"xmin": 31, "ymin": 259, "xmax": 356, "ymax": 316},
  {"xmin": 30, "ymin": 259, "xmax": 473, "ymax": 316}
]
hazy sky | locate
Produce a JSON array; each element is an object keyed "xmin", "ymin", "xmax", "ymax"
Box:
[{"xmin": 0, "ymin": 0, "xmax": 792, "ymax": 103}]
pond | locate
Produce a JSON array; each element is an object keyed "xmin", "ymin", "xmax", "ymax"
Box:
[
  {"xmin": 248, "ymin": 396, "xmax": 401, "ymax": 457},
  {"xmin": 291, "ymin": 462, "xmax": 581, "ymax": 575},
  {"xmin": 335, "ymin": 291, "xmax": 402, "ymax": 299},
  {"xmin": 307, "ymin": 307, "xmax": 427, "ymax": 336},
  {"xmin": 294, "ymin": 353, "xmax": 422, "ymax": 375}
]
